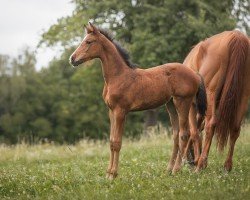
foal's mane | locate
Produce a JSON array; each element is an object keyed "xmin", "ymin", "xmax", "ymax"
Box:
[{"xmin": 98, "ymin": 28, "xmax": 137, "ymax": 69}]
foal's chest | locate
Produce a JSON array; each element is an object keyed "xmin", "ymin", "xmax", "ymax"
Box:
[{"xmin": 102, "ymin": 85, "xmax": 128, "ymax": 109}]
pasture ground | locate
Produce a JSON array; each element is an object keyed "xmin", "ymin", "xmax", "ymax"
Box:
[{"xmin": 0, "ymin": 126, "xmax": 250, "ymax": 200}]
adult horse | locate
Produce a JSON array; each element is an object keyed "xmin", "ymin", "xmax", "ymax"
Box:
[
  {"xmin": 184, "ymin": 30, "xmax": 250, "ymax": 172},
  {"xmin": 70, "ymin": 22, "xmax": 207, "ymax": 179}
]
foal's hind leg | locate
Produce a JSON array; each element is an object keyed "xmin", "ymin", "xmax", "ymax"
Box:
[
  {"xmin": 185, "ymin": 103, "xmax": 201, "ymax": 165},
  {"xmin": 172, "ymin": 97, "xmax": 193, "ymax": 173},
  {"xmin": 166, "ymin": 99, "xmax": 179, "ymax": 172}
]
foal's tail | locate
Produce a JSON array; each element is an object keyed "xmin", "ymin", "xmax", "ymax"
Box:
[{"xmin": 196, "ymin": 74, "xmax": 207, "ymax": 123}]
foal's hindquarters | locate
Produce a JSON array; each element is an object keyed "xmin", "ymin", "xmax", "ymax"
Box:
[
  {"xmin": 164, "ymin": 65, "xmax": 207, "ymax": 174},
  {"xmin": 105, "ymin": 63, "xmax": 206, "ymax": 178}
]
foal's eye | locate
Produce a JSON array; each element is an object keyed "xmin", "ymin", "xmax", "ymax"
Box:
[{"xmin": 86, "ymin": 40, "xmax": 92, "ymax": 44}]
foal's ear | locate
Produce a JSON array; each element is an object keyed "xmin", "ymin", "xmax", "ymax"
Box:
[
  {"xmin": 84, "ymin": 24, "xmax": 88, "ymax": 34},
  {"xmin": 86, "ymin": 22, "xmax": 99, "ymax": 34},
  {"xmin": 85, "ymin": 23, "xmax": 92, "ymax": 34}
]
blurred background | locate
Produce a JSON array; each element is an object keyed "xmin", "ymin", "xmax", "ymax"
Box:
[{"xmin": 0, "ymin": 0, "xmax": 249, "ymax": 144}]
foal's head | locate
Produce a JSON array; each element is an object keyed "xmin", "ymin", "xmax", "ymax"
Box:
[
  {"xmin": 70, "ymin": 22, "xmax": 137, "ymax": 68},
  {"xmin": 70, "ymin": 22, "xmax": 106, "ymax": 67}
]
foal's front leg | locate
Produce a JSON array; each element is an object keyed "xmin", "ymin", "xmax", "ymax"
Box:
[
  {"xmin": 107, "ymin": 109, "xmax": 126, "ymax": 180},
  {"xmin": 106, "ymin": 109, "xmax": 114, "ymax": 178}
]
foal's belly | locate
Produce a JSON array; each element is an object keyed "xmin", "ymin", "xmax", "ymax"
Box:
[
  {"xmin": 128, "ymin": 78, "xmax": 171, "ymax": 111},
  {"xmin": 129, "ymin": 95, "xmax": 170, "ymax": 111}
]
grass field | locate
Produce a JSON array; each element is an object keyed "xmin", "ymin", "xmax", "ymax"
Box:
[{"xmin": 0, "ymin": 127, "xmax": 250, "ymax": 200}]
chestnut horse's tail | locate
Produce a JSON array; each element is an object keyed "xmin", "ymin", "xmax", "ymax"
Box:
[
  {"xmin": 216, "ymin": 31, "xmax": 249, "ymax": 151},
  {"xmin": 196, "ymin": 74, "xmax": 207, "ymax": 121}
]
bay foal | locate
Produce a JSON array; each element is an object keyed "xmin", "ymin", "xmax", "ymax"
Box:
[{"xmin": 70, "ymin": 23, "xmax": 207, "ymax": 179}]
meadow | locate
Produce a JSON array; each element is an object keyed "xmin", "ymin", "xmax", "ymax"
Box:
[{"xmin": 0, "ymin": 126, "xmax": 250, "ymax": 200}]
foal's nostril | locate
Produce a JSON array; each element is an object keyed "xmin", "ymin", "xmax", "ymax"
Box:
[{"xmin": 70, "ymin": 55, "xmax": 75, "ymax": 64}]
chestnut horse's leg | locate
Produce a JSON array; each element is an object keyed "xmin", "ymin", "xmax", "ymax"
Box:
[
  {"xmin": 172, "ymin": 97, "xmax": 193, "ymax": 173},
  {"xmin": 196, "ymin": 92, "xmax": 216, "ymax": 172},
  {"xmin": 106, "ymin": 109, "xmax": 115, "ymax": 178},
  {"xmin": 166, "ymin": 99, "xmax": 179, "ymax": 172},
  {"xmin": 224, "ymin": 129, "xmax": 240, "ymax": 172},
  {"xmin": 108, "ymin": 109, "xmax": 126, "ymax": 180},
  {"xmin": 224, "ymin": 95, "xmax": 249, "ymax": 171},
  {"xmin": 196, "ymin": 116, "xmax": 216, "ymax": 172}
]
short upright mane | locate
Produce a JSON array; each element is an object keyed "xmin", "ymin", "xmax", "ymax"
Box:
[{"xmin": 98, "ymin": 28, "xmax": 137, "ymax": 69}]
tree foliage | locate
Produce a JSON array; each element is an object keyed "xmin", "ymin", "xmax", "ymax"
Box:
[{"xmin": 41, "ymin": 0, "xmax": 248, "ymax": 65}]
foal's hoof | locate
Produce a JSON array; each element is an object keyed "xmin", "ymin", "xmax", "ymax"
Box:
[
  {"xmin": 167, "ymin": 163, "xmax": 174, "ymax": 173},
  {"xmin": 196, "ymin": 157, "xmax": 207, "ymax": 171},
  {"xmin": 172, "ymin": 166, "xmax": 181, "ymax": 174},
  {"xmin": 194, "ymin": 160, "xmax": 207, "ymax": 173},
  {"xmin": 194, "ymin": 166, "xmax": 201, "ymax": 173},
  {"xmin": 172, "ymin": 169, "xmax": 181, "ymax": 175},
  {"xmin": 182, "ymin": 158, "xmax": 188, "ymax": 165},
  {"xmin": 106, "ymin": 172, "xmax": 110, "ymax": 179},
  {"xmin": 194, "ymin": 158, "xmax": 199, "ymax": 166},
  {"xmin": 106, "ymin": 172, "xmax": 118, "ymax": 180}
]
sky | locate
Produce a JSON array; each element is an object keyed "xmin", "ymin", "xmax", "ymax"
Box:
[{"xmin": 0, "ymin": 0, "xmax": 74, "ymax": 69}]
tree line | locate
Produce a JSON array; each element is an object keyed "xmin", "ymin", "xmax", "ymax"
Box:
[{"xmin": 0, "ymin": 0, "xmax": 249, "ymax": 143}]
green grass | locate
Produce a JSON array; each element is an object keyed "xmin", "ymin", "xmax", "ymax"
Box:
[{"xmin": 0, "ymin": 127, "xmax": 250, "ymax": 200}]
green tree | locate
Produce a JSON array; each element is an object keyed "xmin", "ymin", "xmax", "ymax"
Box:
[
  {"xmin": 40, "ymin": 0, "xmax": 248, "ymax": 64},
  {"xmin": 0, "ymin": 48, "xmax": 36, "ymax": 143}
]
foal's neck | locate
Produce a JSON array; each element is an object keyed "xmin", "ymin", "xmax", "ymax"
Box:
[{"xmin": 100, "ymin": 42, "xmax": 130, "ymax": 84}]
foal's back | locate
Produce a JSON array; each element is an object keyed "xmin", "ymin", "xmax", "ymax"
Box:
[
  {"xmin": 121, "ymin": 63, "xmax": 200, "ymax": 111},
  {"xmin": 136, "ymin": 63, "xmax": 200, "ymax": 97}
]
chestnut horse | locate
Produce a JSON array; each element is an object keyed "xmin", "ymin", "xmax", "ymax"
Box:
[
  {"xmin": 184, "ymin": 30, "xmax": 250, "ymax": 172},
  {"xmin": 70, "ymin": 23, "xmax": 207, "ymax": 179}
]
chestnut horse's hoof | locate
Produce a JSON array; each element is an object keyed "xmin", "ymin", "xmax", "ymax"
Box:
[{"xmin": 224, "ymin": 161, "xmax": 232, "ymax": 172}]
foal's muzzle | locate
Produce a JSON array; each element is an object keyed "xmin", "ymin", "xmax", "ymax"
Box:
[{"xmin": 69, "ymin": 56, "xmax": 84, "ymax": 67}]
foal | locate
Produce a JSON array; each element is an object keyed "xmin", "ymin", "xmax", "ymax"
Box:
[{"xmin": 70, "ymin": 23, "xmax": 207, "ymax": 179}]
